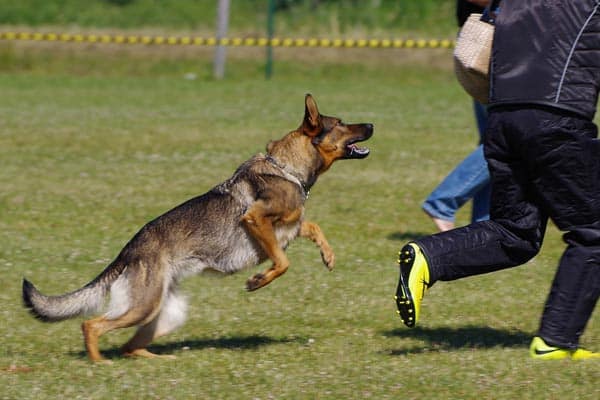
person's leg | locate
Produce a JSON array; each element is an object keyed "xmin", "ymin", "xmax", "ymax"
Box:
[
  {"xmin": 521, "ymin": 110, "xmax": 600, "ymax": 350},
  {"xmin": 422, "ymin": 145, "xmax": 490, "ymax": 231},
  {"xmin": 397, "ymin": 109, "xmax": 547, "ymax": 326},
  {"xmin": 537, "ymin": 235, "xmax": 600, "ymax": 350},
  {"xmin": 419, "ymin": 109, "xmax": 547, "ymax": 283},
  {"xmin": 400, "ymin": 108, "xmax": 600, "ymax": 357},
  {"xmin": 422, "ymin": 101, "xmax": 491, "ymax": 230}
]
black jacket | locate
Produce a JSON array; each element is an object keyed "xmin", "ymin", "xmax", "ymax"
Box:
[{"xmin": 489, "ymin": 0, "xmax": 600, "ymax": 120}]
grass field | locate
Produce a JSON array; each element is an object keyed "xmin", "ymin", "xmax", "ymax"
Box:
[{"xmin": 0, "ymin": 43, "xmax": 598, "ymax": 399}]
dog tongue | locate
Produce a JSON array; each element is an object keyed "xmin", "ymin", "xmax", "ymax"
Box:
[{"xmin": 349, "ymin": 143, "xmax": 369, "ymax": 156}]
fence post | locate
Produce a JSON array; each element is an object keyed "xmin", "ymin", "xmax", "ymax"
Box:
[{"xmin": 214, "ymin": 0, "xmax": 230, "ymax": 79}]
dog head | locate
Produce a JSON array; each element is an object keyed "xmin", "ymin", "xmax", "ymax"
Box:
[
  {"xmin": 266, "ymin": 94, "xmax": 373, "ymax": 186},
  {"xmin": 301, "ymin": 94, "xmax": 373, "ymax": 167}
]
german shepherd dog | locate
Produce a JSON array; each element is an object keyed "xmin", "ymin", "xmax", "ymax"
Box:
[{"xmin": 22, "ymin": 94, "xmax": 373, "ymax": 362}]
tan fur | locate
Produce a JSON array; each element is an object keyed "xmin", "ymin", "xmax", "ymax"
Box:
[{"xmin": 22, "ymin": 94, "xmax": 373, "ymax": 362}]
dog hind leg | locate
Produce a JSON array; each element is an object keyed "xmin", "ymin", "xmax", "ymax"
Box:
[
  {"xmin": 121, "ymin": 288, "xmax": 187, "ymax": 359},
  {"xmin": 81, "ymin": 267, "xmax": 169, "ymax": 362},
  {"xmin": 82, "ymin": 307, "xmax": 153, "ymax": 363}
]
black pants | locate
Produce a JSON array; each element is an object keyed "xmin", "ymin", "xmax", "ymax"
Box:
[{"xmin": 416, "ymin": 107, "xmax": 600, "ymax": 349}]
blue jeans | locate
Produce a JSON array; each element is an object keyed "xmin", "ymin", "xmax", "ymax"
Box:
[{"xmin": 422, "ymin": 101, "xmax": 491, "ymax": 223}]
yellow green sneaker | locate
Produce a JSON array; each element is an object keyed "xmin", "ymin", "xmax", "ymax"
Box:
[
  {"xmin": 530, "ymin": 336, "xmax": 600, "ymax": 360},
  {"xmin": 395, "ymin": 243, "xmax": 430, "ymax": 328},
  {"xmin": 529, "ymin": 337, "xmax": 571, "ymax": 360},
  {"xmin": 571, "ymin": 348, "xmax": 600, "ymax": 360}
]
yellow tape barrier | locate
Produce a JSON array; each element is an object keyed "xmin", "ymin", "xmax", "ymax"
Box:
[{"xmin": 0, "ymin": 31, "xmax": 454, "ymax": 49}]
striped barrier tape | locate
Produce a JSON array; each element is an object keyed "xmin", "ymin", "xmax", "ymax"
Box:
[{"xmin": 0, "ymin": 31, "xmax": 454, "ymax": 49}]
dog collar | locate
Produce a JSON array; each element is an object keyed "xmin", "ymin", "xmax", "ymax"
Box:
[{"xmin": 265, "ymin": 154, "xmax": 311, "ymax": 199}]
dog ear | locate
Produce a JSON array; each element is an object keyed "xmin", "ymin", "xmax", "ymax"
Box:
[{"xmin": 302, "ymin": 94, "xmax": 322, "ymax": 137}]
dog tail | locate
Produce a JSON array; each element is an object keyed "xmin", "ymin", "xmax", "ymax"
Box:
[{"xmin": 22, "ymin": 261, "xmax": 126, "ymax": 322}]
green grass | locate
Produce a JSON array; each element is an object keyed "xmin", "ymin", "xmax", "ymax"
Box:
[{"xmin": 0, "ymin": 47, "xmax": 598, "ymax": 399}]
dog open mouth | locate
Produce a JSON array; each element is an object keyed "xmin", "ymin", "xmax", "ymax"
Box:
[{"xmin": 345, "ymin": 140, "xmax": 370, "ymax": 159}]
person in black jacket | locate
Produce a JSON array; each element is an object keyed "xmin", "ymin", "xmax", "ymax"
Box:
[{"xmin": 395, "ymin": 0, "xmax": 600, "ymax": 360}]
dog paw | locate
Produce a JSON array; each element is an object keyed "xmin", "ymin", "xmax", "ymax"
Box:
[
  {"xmin": 92, "ymin": 358, "xmax": 114, "ymax": 365},
  {"xmin": 246, "ymin": 273, "xmax": 265, "ymax": 291},
  {"xmin": 321, "ymin": 250, "xmax": 335, "ymax": 270}
]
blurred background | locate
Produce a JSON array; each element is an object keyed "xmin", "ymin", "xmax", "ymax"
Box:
[
  {"xmin": 0, "ymin": 0, "xmax": 454, "ymax": 36},
  {"xmin": 0, "ymin": 0, "xmax": 457, "ymax": 78}
]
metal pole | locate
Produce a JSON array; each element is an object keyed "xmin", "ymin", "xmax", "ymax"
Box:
[
  {"xmin": 265, "ymin": 0, "xmax": 275, "ymax": 79},
  {"xmin": 214, "ymin": 0, "xmax": 230, "ymax": 79}
]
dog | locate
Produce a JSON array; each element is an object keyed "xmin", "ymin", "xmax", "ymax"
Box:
[{"xmin": 22, "ymin": 94, "xmax": 373, "ymax": 362}]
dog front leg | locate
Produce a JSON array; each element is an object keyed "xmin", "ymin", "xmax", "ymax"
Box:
[
  {"xmin": 242, "ymin": 205, "xmax": 290, "ymax": 291},
  {"xmin": 299, "ymin": 221, "xmax": 335, "ymax": 270}
]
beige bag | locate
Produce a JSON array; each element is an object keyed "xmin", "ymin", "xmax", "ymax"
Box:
[{"xmin": 453, "ymin": 13, "xmax": 494, "ymax": 104}]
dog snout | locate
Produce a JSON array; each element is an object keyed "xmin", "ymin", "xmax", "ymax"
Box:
[{"xmin": 362, "ymin": 123, "xmax": 374, "ymax": 137}]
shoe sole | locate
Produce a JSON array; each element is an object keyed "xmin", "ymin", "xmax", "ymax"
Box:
[{"xmin": 395, "ymin": 245, "xmax": 417, "ymax": 327}]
